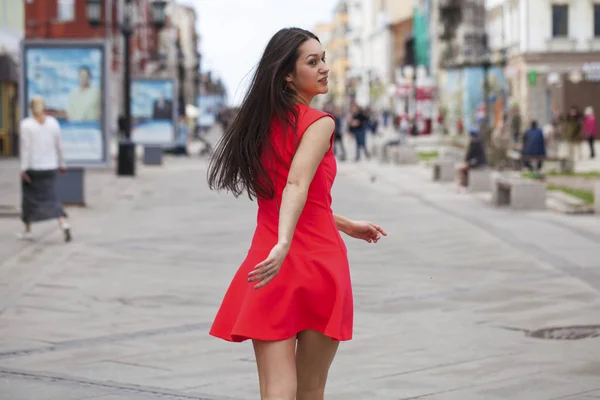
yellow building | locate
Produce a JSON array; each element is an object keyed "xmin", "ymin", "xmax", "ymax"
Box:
[
  {"xmin": 313, "ymin": 1, "xmax": 350, "ymax": 109},
  {"xmin": 328, "ymin": 2, "xmax": 350, "ymax": 109},
  {"xmin": 312, "ymin": 22, "xmax": 333, "ymax": 110},
  {"xmin": 0, "ymin": 0, "xmax": 24, "ymax": 157}
]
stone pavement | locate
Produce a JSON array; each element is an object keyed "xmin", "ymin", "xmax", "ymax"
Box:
[{"xmin": 1, "ymin": 152, "xmax": 600, "ymax": 399}]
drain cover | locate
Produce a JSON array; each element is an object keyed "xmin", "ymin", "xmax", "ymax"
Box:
[{"xmin": 527, "ymin": 325, "xmax": 600, "ymax": 340}]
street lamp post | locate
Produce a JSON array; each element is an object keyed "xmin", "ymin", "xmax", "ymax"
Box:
[
  {"xmin": 85, "ymin": 0, "xmax": 167, "ymax": 177},
  {"xmin": 176, "ymin": 37, "xmax": 185, "ymax": 118}
]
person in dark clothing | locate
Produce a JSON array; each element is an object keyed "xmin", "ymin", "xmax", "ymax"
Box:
[
  {"xmin": 349, "ymin": 103, "xmax": 370, "ymax": 161},
  {"xmin": 522, "ymin": 120, "xmax": 546, "ymax": 171},
  {"xmin": 325, "ymin": 105, "xmax": 346, "ymax": 161},
  {"xmin": 456, "ymin": 128, "xmax": 487, "ymax": 187},
  {"xmin": 152, "ymin": 93, "xmax": 173, "ymax": 119}
]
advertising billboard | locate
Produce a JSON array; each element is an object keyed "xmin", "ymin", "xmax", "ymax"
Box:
[
  {"xmin": 131, "ymin": 78, "xmax": 177, "ymax": 145},
  {"xmin": 197, "ymin": 94, "xmax": 225, "ymax": 129},
  {"xmin": 20, "ymin": 40, "xmax": 109, "ymax": 167}
]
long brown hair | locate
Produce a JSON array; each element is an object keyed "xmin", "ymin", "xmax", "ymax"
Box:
[{"xmin": 207, "ymin": 28, "xmax": 319, "ymax": 200}]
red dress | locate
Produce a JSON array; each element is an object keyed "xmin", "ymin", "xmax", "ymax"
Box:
[{"xmin": 209, "ymin": 104, "xmax": 353, "ymax": 342}]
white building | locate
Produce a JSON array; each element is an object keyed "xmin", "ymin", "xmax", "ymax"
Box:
[
  {"xmin": 346, "ymin": 0, "xmax": 372, "ymax": 107},
  {"xmin": 486, "ymin": 0, "xmax": 600, "ymax": 123},
  {"xmin": 152, "ymin": 1, "xmax": 201, "ymax": 109},
  {"xmin": 347, "ymin": 0, "xmax": 413, "ymax": 111},
  {"xmin": 0, "ymin": 0, "xmax": 23, "ymax": 60}
]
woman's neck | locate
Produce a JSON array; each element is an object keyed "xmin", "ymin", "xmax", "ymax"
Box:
[{"xmin": 293, "ymin": 92, "xmax": 312, "ymax": 106}]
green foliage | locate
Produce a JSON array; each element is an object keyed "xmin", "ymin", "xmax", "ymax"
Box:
[
  {"xmin": 547, "ymin": 184, "xmax": 595, "ymax": 204},
  {"xmin": 418, "ymin": 151, "xmax": 439, "ymax": 161},
  {"xmin": 545, "ymin": 170, "xmax": 600, "ymax": 178}
]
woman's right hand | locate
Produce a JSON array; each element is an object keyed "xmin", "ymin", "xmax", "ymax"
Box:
[
  {"xmin": 20, "ymin": 171, "xmax": 31, "ymax": 184},
  {"xmin": 248, "ymin": 242, "xmax": 290, "ymax": 290}
]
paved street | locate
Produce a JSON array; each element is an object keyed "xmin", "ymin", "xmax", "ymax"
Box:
[{"xmin": 1, "ymin": 150, "xmax": 600, "ymax": 399}]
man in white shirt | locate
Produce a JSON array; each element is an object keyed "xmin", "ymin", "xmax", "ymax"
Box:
[
  {"xmin": 19, "ymin": 95, "xmax": 72, "ymax": 242},
  {"xmin": 66, "ymin": 66, "xmax": 100, "ymax": 122}
]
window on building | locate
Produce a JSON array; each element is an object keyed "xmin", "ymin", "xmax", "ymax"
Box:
[
  {"xmin": 594, "ymin": 4, "xmax": 600, "ymax": 37},
  {"xmin": 552, "ymin": 4, "xmax": 568, "ymax": 37},
  {"xmin": 57, "ymin": 0, "xmax": 75, "ymax": 22}
]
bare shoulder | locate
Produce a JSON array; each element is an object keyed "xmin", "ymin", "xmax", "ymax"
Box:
[{"xmin": 303, "ymin": 115, "xmax": 335, "ymax": 138}]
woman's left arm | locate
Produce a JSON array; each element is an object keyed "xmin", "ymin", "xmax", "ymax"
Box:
[
  {"xmin": 334, "ymin": 213, "xmax": 387, "ymax": 244},
  {"xmin": 333, "ymin": 213, "xmax": 352, "ymax": 235}
]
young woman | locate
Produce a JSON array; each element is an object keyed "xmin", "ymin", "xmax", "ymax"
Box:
[{"xmin": 207, "ymin": 27, "xmax": 386, "ymax": 399}]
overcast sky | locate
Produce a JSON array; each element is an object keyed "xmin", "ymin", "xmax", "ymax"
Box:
[{"xmin": 177, "ymin": 0, "xmax": 339, "ymax": 106}]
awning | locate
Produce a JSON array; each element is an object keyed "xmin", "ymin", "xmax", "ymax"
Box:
[{"xmin": 0, "ymin": 54, "xmax": 18, "ymax": 83}]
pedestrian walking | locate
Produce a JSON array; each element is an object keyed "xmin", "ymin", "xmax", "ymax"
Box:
[
  {"xmin": 18, "ymin": 96, "xmax": 72, "ymax": 242},
  {"xmin": 173, "ymin": 115, "xmax": 190, "ymax": 156},
  {"xmin": 583, "ymin": 106, "xmax": 597, "ymax": 159},
  {"xmin": 565, "ymin": 106, "xmax": 583, "ymax": 161},
  {"xmin": 522, "ymin": 120, "xmax": 546, "ymax": 172},
  {"xmin": 349, "ymin": 103, "xmax": 371, "ymax": 161},
  {"xmin": 542, "ymin": 120, "xmax": 558, "ymax": 158},
  {"xmin": 324, "ymin": 104, "xmax": 346, "ymax": 161},
  {"xmin": 207, "ymin": 27, "xmax": 386, "ymax": 399}
]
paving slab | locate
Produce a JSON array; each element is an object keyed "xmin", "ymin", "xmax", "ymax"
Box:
[{"xmin": 0, "ymin": 154, "xmax": 599, "ymax": 399}]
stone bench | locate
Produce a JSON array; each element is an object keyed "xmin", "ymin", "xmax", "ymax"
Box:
[
  {"xmin": 389, "ymin": 146, "xmax": 418, "ymax": 165},
  {"xmin": 467, "ymin": 168, "xmax": 492, "ymax": 193},
  {"xmin": 432, "ymin": 159, "xmax": 455, "ymax": 182},
  {"xmin": 439, "ymin": 147, "xmax": 464, "ymax": 163},
  {"xmin": 492, "ymin": 175, "xmax": 547, "ymax": 210},
  {"xmin": 507, "ymin": 150, "xmax": 574, "ymax": 173}
]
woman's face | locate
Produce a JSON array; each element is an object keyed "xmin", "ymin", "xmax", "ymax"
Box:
[{"xmin": 287, "ymin": 39, "xmax": 329, "ymax": 101}]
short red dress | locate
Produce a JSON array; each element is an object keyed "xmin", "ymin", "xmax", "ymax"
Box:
[{"xmin": 209, "ymin": 104, "xmax": 353, "ymax": 342}]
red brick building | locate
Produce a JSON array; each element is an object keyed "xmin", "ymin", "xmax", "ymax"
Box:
[
  {"xmin": 24, "ymin": 0, "xmax": 165, "ymax": 129},
  {"xmin": 24, "ymin": 0, "xmax": 159, "ymax": 76}
]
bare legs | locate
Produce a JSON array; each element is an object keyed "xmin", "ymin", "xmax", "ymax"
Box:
[
  {"xmin": 296, "ymin": 330, "xmax": 340, "ymax": 400},
  {"xmin": 253, "ymin": 336, "xmax": 297, "ymax": 400},
  {"xmin": 252, "ymin": 330, "xmax": 340, "ymax": 400},
  {"xmin": 19, "ymin": 218, "xmax": 71, "ymax": 242}
]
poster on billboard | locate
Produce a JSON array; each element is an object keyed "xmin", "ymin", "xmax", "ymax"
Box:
[
  {"xmin": 131, "ymin": 78, "xmax": 177, "ymax": 145},
  {"xmin": 197, "ymin": 94, "xmax": 225, "ymax": 129},
  {"xmin": 20, "ymin": 40, "xmax": 109, "ymax": 167}
]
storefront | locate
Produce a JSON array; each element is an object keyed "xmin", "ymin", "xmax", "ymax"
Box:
[
  {"xmin": 0, "ymin": 54, "xmax": 19, "ymax": 157},
  {"xmin": 507, "ymin": 54, "xmax": 600, "ymax": 125}
]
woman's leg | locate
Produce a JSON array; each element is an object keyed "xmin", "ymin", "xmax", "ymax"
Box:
[
  {"xmin": 295, "ymin": 330, "xmax": 340, "ymax": 400},
  {"xmin": 252, "ymin": 337, "xmax": 297, "ymax": 400}
]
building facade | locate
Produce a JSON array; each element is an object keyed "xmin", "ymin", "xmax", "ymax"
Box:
[
  {"xmin": 487, "ymin": 0, "xmax": 600, "ymax": 124},
  {"xmin": 24, "ymin": 0, "xmax": 161, "ymax": 132},
  {"xmin": 326, "ymin": 1, "xmax": 350, "ymax": 109},
  {"xmin": 153, "ymin": 2, "xmax": 201, "ymax": 112},
  {"xmin": 436, "ymin": 0, "xmax": 511, "ymax": 134},
  {"xmin": 0, "ymin": 0, "xmax": 24, "ymax": 156},
  {"xmin": 24, "ymin": 0, "xmax": 201, "ymax": 130},
  {"xmin": 0, "ymin": 0, "xmax": 24, "ymax": 59}
]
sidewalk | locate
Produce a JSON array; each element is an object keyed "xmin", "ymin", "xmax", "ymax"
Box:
[{"xmin": 1, "ymin": 151, "xmax": 600, "ymax": 399}]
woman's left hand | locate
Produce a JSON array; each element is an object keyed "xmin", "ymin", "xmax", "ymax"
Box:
[{"xmin": 346, "ymin": 220, "xmax": 387, "ymax": 243}]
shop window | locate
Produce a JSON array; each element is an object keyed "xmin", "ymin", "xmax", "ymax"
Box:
[{"xmin": 552, "ymin": 4, "xmax": 568, "ymax": 37}]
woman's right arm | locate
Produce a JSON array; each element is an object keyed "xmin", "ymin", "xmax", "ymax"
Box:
[
  {"xmin": 248, "ymin": 116, "xmax": 335, "ymax": 289},
  {"xmin": 277, "ymin": 117, "xmax": 335, "ymax": 247}
]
